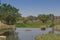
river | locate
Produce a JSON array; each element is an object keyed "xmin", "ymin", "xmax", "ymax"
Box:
[{"xmin": 15, "ymin": 28, "xmax": 60, "ymax": 40}]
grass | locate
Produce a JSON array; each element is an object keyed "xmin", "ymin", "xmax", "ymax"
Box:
[
  {"xmin": 35, "ymin": 33, "xmax": 60, "ymax": 40},
  {"xmin": 15, "ymin": 22, "xmax": 53, "ymax": 28}
]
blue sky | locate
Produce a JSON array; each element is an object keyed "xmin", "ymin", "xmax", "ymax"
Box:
[{"xmin": 1, "ymin": 0, "xmax": 60, "ymax": 17}]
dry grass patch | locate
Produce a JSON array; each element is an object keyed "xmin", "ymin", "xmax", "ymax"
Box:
[
  {"xmin": 35, "ymin": 33, "xmax": 60, "ymax": 40},
  {"xmin": 54, "ymin": 25, "xmax": 60, "ymax": 31}
]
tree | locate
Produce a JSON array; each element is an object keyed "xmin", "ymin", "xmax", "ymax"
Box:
[
  {"xmin": 0, "ymin": 4, "xmax": 21, "ymax": 25},
  {"xmin": 38, "ymin": 14, "xmax": 49, "ymax": 23},
  {"xmin": 48, "ymin": 14, "xmax": 54, "ymax": 33},
  {"xmin": 27, "ymin": 15, "xmax": 35, "ymax": 22},
  {"xmin": 48, "ymin": 14, "xmax": 54, "ymax": 21}
]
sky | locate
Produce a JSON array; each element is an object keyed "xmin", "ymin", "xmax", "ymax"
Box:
[{"xmin": 1, "ymin": 0, "xmax": 60, "ymax": 17}]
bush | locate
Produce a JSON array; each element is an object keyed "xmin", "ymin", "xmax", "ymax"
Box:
[
  {"xmin": 49, "ymin": 23, "xmax": 54, "ymax": 27},
  {"xmin": 15, "ymin": 23, "xmax": 26, "ymax": 27}
]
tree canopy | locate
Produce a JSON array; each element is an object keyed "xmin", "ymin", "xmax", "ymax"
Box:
[
  {"xmin": 38, "ymin": 14, "xmax": 54, "ymax": 23},
  {"xmin": 0, "ymin": 4, "xmax": 21, "ymax": 25}
]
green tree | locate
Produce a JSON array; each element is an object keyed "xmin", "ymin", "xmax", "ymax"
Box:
[
  {"xmin": 0, "ymin": 4, "xmax": 21, "ymax": 25},
  {"xmin": 48, "ymin": 14, "xmax": 54, "ymax": 21},
  {"xmin": 27, "ymin": 15, "xmax": 35, "ymax": 22},
  {"xmin": 38, "ymin": 14, "xmax": 49, "ymax": 23},
  {"xmin": 48, "ymin": 14, "xmax": 54, "ymax": 33}
]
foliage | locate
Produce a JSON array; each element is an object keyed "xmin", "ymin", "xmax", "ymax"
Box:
[
  {"xmin": 27, "ymin": 15, "xmax": 36, "ymax": 22},
  {"xmin": 49, "ymin": 23, "xmax": 54, "ymax": 27},
  {"xmin": 16, "ymin": 23, "xmax": 26, "ymax": 27},
  {"xmin": 38, "ymin": 14, "xmax": 49, "ymax": 23},
  {"xmin": 15, "ymin": 22, "xmax": 52, "ymax": 28},
  {"xmin": 48, "ymin": 14, "xmax": 54, "ymax": 21},
  {"xmin": 38, "ymin": 14, "xmax": 54, "ymax": 23},
  {"xmin": 0, "ymin": 4, "xmax": 21, "ymax": 25}
]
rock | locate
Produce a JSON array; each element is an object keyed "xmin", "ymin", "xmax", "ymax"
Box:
[
  {"xmin": 0, "ymin": 23, "xmax": 10, "ymax": 29},
  {"xmin": 0, "ymin": 23, "xmax": 16, "ymax": 30},
  {"xmin": 25, "ymin": 29, "xmax": 32, "ymax": 31},
  {"xmin": 54, "ymin": 25, "xmax": 60, "ymax": 31},
  {"xmin": 40, "ymin": 26, "xmax": 46, "ymax": 30},
  {"xmin": 0, "ymin": 23, "xmax": 16, "ymax": 35},
  {"xmin": 0, "ymin": 36, "xmax": 6, "ymax": 40}
]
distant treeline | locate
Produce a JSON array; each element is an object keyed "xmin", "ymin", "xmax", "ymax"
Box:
[{"xmin": 0, "ymin": 3, "xmax": 60, "ymax": 25}]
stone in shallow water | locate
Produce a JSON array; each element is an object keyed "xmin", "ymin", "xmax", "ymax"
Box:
[
  {"xmin": 25, "ymin": 29, "xmax": 32, "ymax": 31},
  {"xmin": 40, "ymin": 26, "xmax": 46, "ymax": 30},
  {"xmin": 0, "ymin": 36, "xmax": 6, "ymax": 40}
]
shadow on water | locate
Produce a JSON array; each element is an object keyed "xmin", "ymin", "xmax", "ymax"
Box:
[{"xmin": 6, "ymin": 31, "xmax": 19, "ymax": 40}]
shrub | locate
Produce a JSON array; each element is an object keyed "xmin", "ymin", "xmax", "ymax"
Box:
[
  {"xmin": 15, "ymin": 23, "xmax": 26, "ymax": 27},
  {"xmin": 49, "ymin": 23, "xmax": 54, "ymax": 27}
]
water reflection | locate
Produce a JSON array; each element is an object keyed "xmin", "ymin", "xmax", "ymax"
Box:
[{"xmin": 6, "ymin": 31, "xmax": 19, "ymax": 40}]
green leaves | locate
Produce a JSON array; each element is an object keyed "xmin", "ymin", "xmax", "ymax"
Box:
[
  {"xmin": 0, "ymin": 4, "xmax": 21, "ymax": 25},
  {"xmin": 38, "ymin": 14, "xmax": 54, "ymax": 23}
]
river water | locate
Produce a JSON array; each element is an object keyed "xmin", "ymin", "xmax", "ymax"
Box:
[{"xmin": 15, "ymin": 28, "xmax": 60, "ymax": 40}]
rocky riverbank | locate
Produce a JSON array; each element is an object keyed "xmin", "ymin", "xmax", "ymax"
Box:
[{"xmin": 0, "ymin": 22, "xmax": 17, "ymax": 40}]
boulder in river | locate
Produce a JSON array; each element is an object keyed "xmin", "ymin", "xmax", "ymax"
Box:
[
  {"xmin": 40, "ymin": 26, "xmax": 46, "ymax": 30},
  {"xmin": 0, "ymin": 36, "xmax": 6, "ymax": 40}
]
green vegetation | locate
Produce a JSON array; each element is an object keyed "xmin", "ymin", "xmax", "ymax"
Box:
[
  {"xmin": 15, "ymin": 22, "xmax": 53, "ymax": 28},
  {"xmin": 0, "ymin": 4, "xmax": 21, "ymax": 25},
  {"xmin": 38, "ymin": 14, "xmax": 54, "ymax": 23},
  {"xmin": 15, "ymin": 14, "xmax": 55, "ymax": 28},
  {"xmin": 35, "ymin": 33, "xmax": 60, "ymax": 40},
  {"xmin": 0, "ymin": 3, "xmax": 60, "ymax": 28}
]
